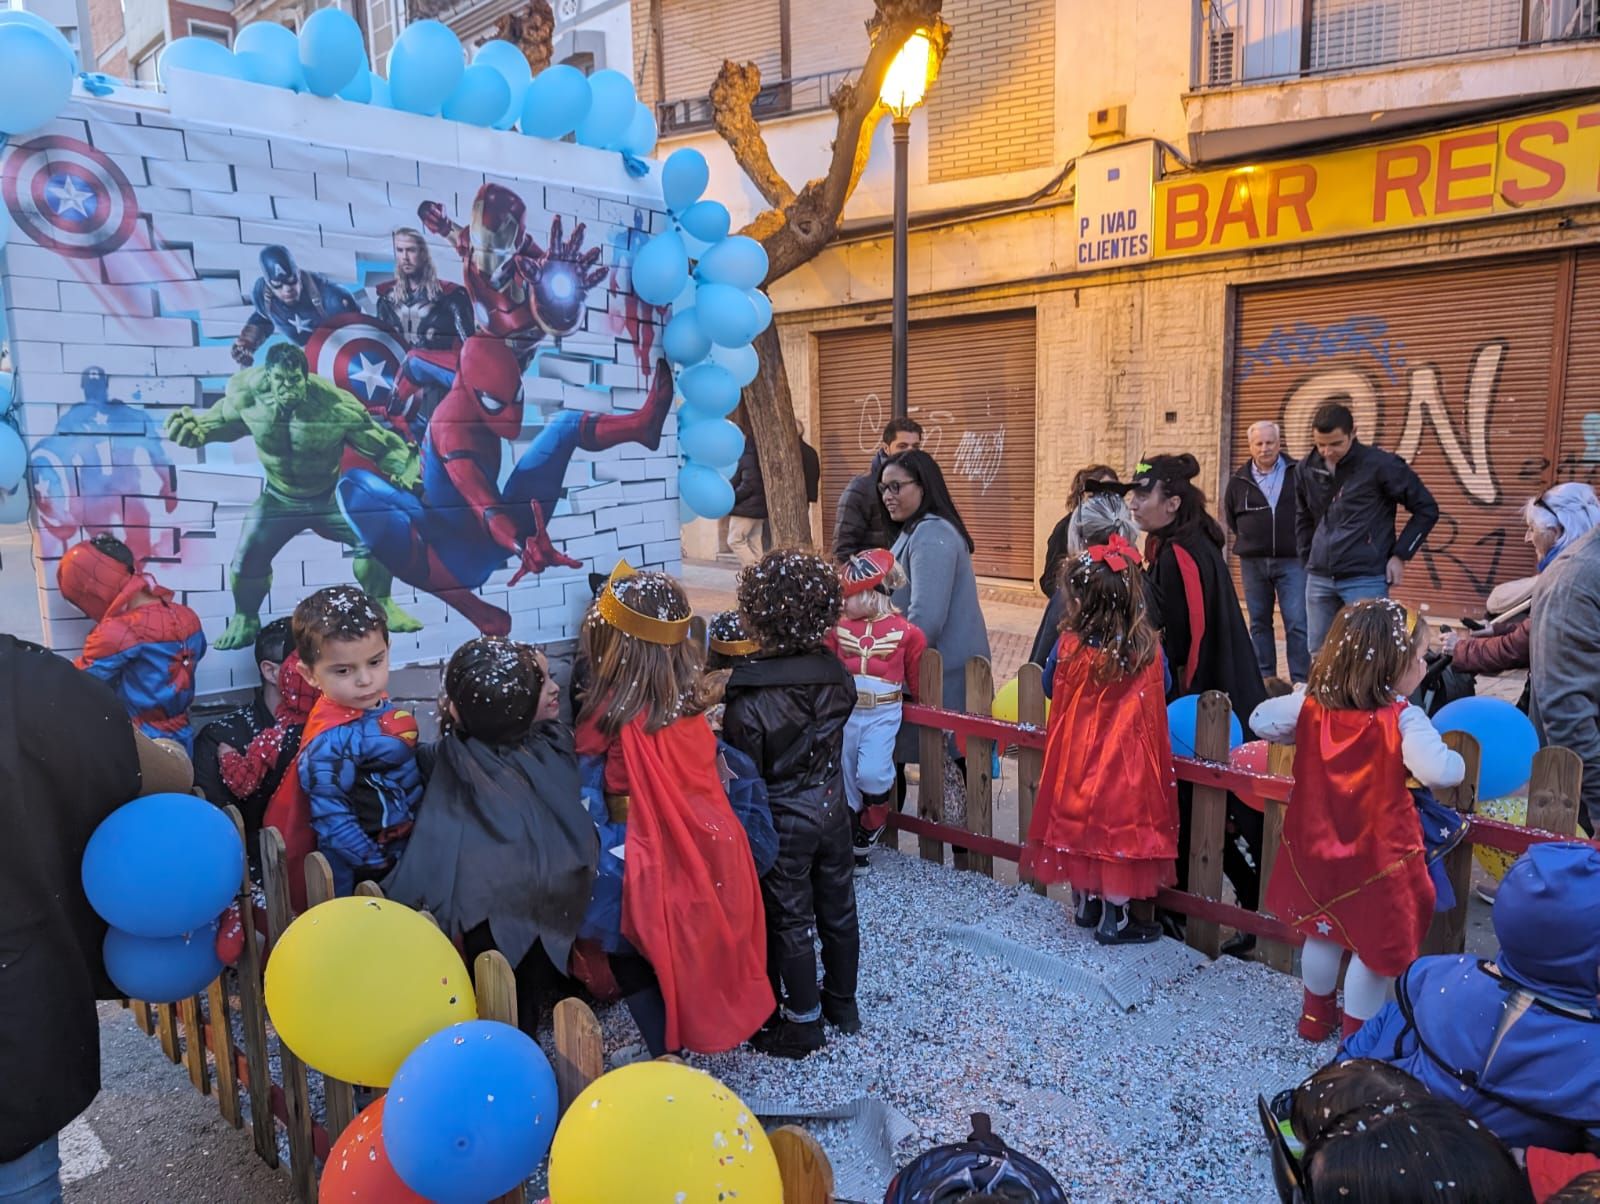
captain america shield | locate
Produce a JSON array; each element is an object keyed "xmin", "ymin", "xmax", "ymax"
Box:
[
  {"xmin": 2, "ymin": 136, "xmax": 140, "ymax": 259},
  {"xmin": 305, "ymin": 313, "xmax": 406, "ymax": 411}
]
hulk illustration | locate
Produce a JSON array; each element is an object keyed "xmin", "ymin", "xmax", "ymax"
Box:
[{"xmin": 165, "ymin": 343, "xmax": 423, "ymax": 650}]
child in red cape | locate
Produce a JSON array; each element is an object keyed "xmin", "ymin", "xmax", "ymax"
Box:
[
  {"xmin": 572, "ymin": 564, "xmax": 773, "ymax": 1056},
  {"xmin": 1253, "ymin": 598, "xmax": 1466, "ymax": 1043},
  {"xmin": 1022, "ymin": 532, "xmax": 1178, "ymax": 945}
]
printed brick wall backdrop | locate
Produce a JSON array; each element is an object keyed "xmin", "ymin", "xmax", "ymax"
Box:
[{"xmin": 2, "ymin": 91, "xmax": 680, "ymax": 697}]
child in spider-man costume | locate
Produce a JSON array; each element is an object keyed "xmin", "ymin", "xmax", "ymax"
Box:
[
  {"xmin": 337, "ymin": 337, "xmax": 674, "ymax": 636},
  {"xmin": 58, "ymin": 534, "xmax": 207, "ymax": 752}
]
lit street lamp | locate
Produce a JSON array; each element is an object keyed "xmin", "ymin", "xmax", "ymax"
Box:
[{"xmin": 879, "ymin": 30, "xmax": 939, "ymax": 421}]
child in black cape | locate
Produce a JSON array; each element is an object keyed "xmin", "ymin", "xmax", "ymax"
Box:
[{"xmin": 385, "ymin": 637, "xmax": 599, "ymax": 1035}]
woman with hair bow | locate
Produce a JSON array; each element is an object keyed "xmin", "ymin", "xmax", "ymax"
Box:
[{"xmin": 1022, "ymin": 533, "xmax": 1179, "ymax": 946}]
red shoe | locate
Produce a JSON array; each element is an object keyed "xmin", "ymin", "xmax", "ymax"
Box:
[
  {"xmin": 1341, "ymin": 1012, "xmax": 1369, "ymax": 1042},
  {"xmin": 1297, "ymin": 988, "xmax": 1341, "ymax": 1042}
]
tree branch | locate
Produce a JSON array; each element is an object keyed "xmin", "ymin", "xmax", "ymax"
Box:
[{"xmin": 710, "ymin": 61, "xmax": 798, "ymax": 212}]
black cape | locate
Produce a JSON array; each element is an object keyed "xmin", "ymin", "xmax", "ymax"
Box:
[
  {"xmin": 383, "ymin": 721, "xmax": 598, "ymax": 972},
  {"xmin": 1, "ymin": 635, "xmax": 142, "ymax": 1161}
]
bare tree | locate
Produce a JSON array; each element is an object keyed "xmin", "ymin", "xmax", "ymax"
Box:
[
  {"xmin": 496, "ymin": 0, "xmax": 555, "ymax": 73},
  {"xmin": 707, "ymin": 0, "xmax": 949, "ymax": 551}
]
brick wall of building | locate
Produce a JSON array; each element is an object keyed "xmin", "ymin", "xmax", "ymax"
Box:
[
  {"xmin": 926, "ymin": 0, "xmax": 1056, "ymax": 183},
  {"xmin": 87, "ymin": 0, "xmax": 128, "ymax": 74},
  {"xmin": 787, "ymin": 0, "xmax": 873, "ymax": 81}
]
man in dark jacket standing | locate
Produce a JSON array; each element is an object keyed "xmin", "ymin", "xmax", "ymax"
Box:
[
  {"xmin": 1295, "ymin": 402, "xmax": 1439, "ymax": 655},
  {"xmin": 831, "ymin": 417, "xmax": 922, "ymax": 562},
  {"xmin": 728, "ymin": 442, "xmax": 768, "ymax": 566},
  {"xmin": 1530, "ymin": 526, "xmax": 1600, "ymax": 835},
  {"xmin": 1223, "ymin": 420, "xmax": 1309, "ymax": 683}
]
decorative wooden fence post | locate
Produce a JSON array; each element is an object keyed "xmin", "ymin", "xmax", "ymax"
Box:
[
  {"xmin": 226, "ymin": 809, "xmax": 277, "ymax": 1165},
  {"xmin": 962, "ymin": 656, "xmax": 996, "ymax": 878},
  {"xmin": 1185, "ymin": 692, "xmax": 1234, "ymax": 959},
  {"xmin": 552, "ymin": 997, "xmax": 604, "ymax": 1116},
  {"xmin": 770, "ymin": 1126, "xmax": 836, "ymax": 1203},
  {"xmin": 1422, "ymin": 733, "xmax": 1481, "ymax": 957},
  {"xmin": 916, "ymin": 649, "xmax": 946, "ymax": 865},
  {"xmin": 261, "ymin": 827, "xmax": 319, "ymax": 1202},
  {"xmin": 304, "ymin": 853, "xmax": 355, "ymax": 1147},
  {"xmin": 471, "ymin": 951, "xmax": 527, "ymax": 1204},
  {"xmin": 1527, "ymin": 746, "xmax": 1583, "ymax": 836},
  {"xmin": 1016, "ymin": 663, "xmax": 1046, "ymax": 895}
]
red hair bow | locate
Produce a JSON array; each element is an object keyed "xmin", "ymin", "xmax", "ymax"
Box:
[{"xmin": 1087, "ymin": 533, "xmax": 1139, "ymax": 572}]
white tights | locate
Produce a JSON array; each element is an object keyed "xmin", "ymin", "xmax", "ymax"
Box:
[{"xmin": 1300, "ymin": 937, "xmax": 1393, "ymax": 1021}]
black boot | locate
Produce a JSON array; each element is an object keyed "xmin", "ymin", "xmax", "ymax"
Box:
[
  {"xmin": 751, "ymin": 1017, "xmax": 826, "ymax": 1060},
  {"xmin": 1095, "ymin": 899, "xmax": 1162, "ymax": 946},
  {"xmin": 1073, "ymin": 892, "xmax": 1103, "ymax": 929},
  {"xmin": 822, "ymin": 994, "xmax": 861, "ymax": 1035}
]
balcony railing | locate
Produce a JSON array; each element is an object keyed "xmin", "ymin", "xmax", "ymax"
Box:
[
  {"xmin": 658, "ymin": 64, "xmax": 861, "ymax": 136},
  {"xmin": 1195, "ymin": 0, "xmax": 1599, "ymax": 89}
]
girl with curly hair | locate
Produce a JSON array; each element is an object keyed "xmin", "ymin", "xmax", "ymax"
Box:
[
  {"xmin": 722, "ymin": 550, "xmax": 861, "ymax": 1059},
  {"xmin": 570, "ymin": 565, "xmax": 774, "ymax": 1057}
]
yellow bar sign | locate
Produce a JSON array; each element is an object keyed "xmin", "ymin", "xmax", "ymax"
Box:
[{"xmin": 1154, "ymin": 104, "xmax": 1600, "ymax": 258}]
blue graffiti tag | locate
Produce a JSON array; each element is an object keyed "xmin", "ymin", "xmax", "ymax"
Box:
[{"xmin": 1238, "ymin": 316, "xmax": 1408, "ymax": 384}]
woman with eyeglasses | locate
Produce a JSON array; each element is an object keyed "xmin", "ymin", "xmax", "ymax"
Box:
[{"xmin": 876, "ymin": 449, "xmax": 991, "ymax": 738}]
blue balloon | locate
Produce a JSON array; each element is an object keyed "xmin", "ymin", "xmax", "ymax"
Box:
[
  {"xmin": 368, "ymin": 71, "xmax": 393, "ymax": 109},
  {"xmin": 631, "ymin": 229, "xmax": 689, "ymax": 308},
  {"xmin": 82, "ymin": 793, "xmax": 243, "ymax": 938},
  {"xmin": 662, "ymin": 308, "xmax": 711, "ymax": 366},
  {"xmin": 694, "ymin": 282, "xmax": 760, "ymax": 348},
  {"xmin": 619, "ymin": 101, "xmax": 658, "ymax": 156},
  {"xmin": 0, "ymin": 482, "xmax": 28, "ymax": 525},
  {"xmin": 104, "ymin": 924, "xmax": 222, "ymax": 1003},
  {"xmin": 0, "ymin": 25, "xmax": 74, "ymax": 135},
  {"xmin": 442, "ymin": 63, "xmax": 510, "ymax": 127},
  {"xmin": 662, "ymin": 148, "xmax": 709, "ymax": 213},
  {"xmin": 0, "ymin": 9, "xmax": 78, "ymax": 71},
  {"xmin": 680, "ymin": 462, "xmax": 735, "ymax": 519},
  {"xmin": 1433, "ymin": 696, "xmax": 1539, "ymax": 799},
  {"xmin": 521, "ymin": 64, "xmax": 591, "ymax": 139},
  {"xmin": 235, "ymin": 21, "xmax": 303, "ymax": 90},
  {"xmin": 472, "ymin": 40, "xmax": 531, "ymax": 129},
  {"xmin": 298, "ymin": 7, "xmax": 365, "ymax": 98},
  {"xmin": 679, "ymin": 199, "xmax": 731, "ymax": 245},
  {"xmin": 388, "ymin": 19, "xmax": 463, "ymax": 116},
  {"xmin": 680, "ymin": 417, "xmax": 745, "ymax": 469},
  {"xmin": 678, "ymin": 361, "xmax": 740, "ymax": 418},
  {"xmin": 158, "ymin": 36, "xmax": 240, "ymax": 86},
  {"xmin": 1166, "ymin": 694, "xmax": 1245, "ymax": 759},
  {"xmin": 696, "ymin": 235, "xmax": 769, "ymax": 290},
  {"xmin": 747, "ymin": 287, "xmax": 773, "ymax": 334},
  {"xmin": 709, "ymin": 341, "xmax": 760, "ymax": 388},
  {"xmin": 574, "ymin": 68, "xmax": 635, "ymax": 149},
  {"xmin": 384, "ymin": 1021, "xmax": 558, "ymax": 1204},
  {"xmin": 0, "ymin": 423, "xmax": 25, "ymax": 490},
  {"xmin": 0, "ymin": 371, "xmax": 14, "ymax": 418},
  {"xmin": 337, "ymin": 64, "xmax": 373, "ymax": 102}
]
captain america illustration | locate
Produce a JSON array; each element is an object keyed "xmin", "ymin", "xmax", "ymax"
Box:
[{"xmin": 232, "ymin": 245, "xmax": 360, "ymax": 367}]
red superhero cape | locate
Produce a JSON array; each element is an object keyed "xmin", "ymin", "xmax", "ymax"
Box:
[
  {"xmin": 261, "ymin": 696, "xmax": 367, "ymax": 915},
  {"xmin": 581, "ymin": 714, "xmax": 775, "ymax": 1053},
  {"xmin": 1264, "ymin": 699, "xmax": 1434, "ymax": 976}
]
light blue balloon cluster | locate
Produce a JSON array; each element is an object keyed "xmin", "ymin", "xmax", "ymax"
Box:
[
  {"xmin": 81, "ymin": 793, "xmax": 244, "ymax": 1002},
  {"xmin": 0, "ymin": 9, "xmax": 78, "ymax": 137},
  {"xmin": 630, "ymin": 148, "xmax": 773, "ymax": 521},
  {"xmin": 148, "ymin": 20, "xmax": 662, "ymax": 144}
]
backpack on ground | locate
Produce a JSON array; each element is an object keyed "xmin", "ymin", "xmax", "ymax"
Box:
[{"xmin": 883, "ymin": 1113, "xmax": 1069, "ymax": 1203}]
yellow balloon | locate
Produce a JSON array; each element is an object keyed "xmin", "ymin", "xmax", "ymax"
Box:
[
  {"xmin": 264, "ymin": 896, "xmax": 476, "ymax": 1086},
  {"xmin": 548, "ymin": 1061, "xmax": 782, "ymax": 1203},
  {"xmin": 992, "ymin": 677, "xmax": 1020, "ymax": 723},
  {"xmin": 1473, "ymin": 793, "xmax": 1529, "ymax": 883}
]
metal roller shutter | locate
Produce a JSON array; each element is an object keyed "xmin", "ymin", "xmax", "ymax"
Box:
[
  {"xmin": 817, "ymin": 311, "xmax": 1037, "ymax": 580},
  {"xmin": 661, "ymin": 0, "xmax": 783, "ymax": 101},
  {"xmin": 1557, "ymin": 249, "xmax": 1600, "ymax": 495},
  {"xmin": 1229, "ymin": 255, "xmax": 1566, "ymax": 616}
]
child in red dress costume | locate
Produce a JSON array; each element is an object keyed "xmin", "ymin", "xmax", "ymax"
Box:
[
  {"xmin": 1252, "ymin": 598, "xmax": 1466, "ymax": 1043},
  {"xmin": 1022, "ymin": 533, "xmax": 1179, "ymax": 946}
]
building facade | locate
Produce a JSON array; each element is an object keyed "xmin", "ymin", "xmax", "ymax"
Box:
[{"xmin": 640, "ymin": 0, "xmax": 1600, "ymax": 615}]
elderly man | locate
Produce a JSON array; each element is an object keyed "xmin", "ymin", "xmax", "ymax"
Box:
[
  {"xmin": 1223, "ymin": 420, "xmax": 1308, "ymax": 683},
  {"xmin": 1530, "ymin": 525, "xmax": 1600, "ymax": 835}
]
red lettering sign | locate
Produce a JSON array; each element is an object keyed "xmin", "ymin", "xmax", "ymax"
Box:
[
  {"xmin": 1433, "ymin": 130, "xmax": 1497, "ymax": 214},
  {"xmin": 1164, "ymin": 183, "xmax": 1209, "ymax": 250},
  {"xmin": 1372, "ymin": 145, "xmax": 1430, "ymax": 221},
  {"xmin": 1210, "ymin": 174, "xmax": 1260, "ymax": 244},
  {"xmin": 1502, "ymin": 120, "xmax": 1568, "ymax": 205},
  {"xmin": 1266, "ymin": 164, "xmax": 1317, "ymax": 237}
]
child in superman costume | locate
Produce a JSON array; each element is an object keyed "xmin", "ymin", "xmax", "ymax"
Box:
[
  {"xmin": 59, "ymin": 534, "xmax": 207, "ymax": 752},
  {"xmin": 262, "ymin": 587, "xmax": 422, "ymax": 910},
  {"xmin": 570, "ymin": 564, "xmax": 773, "ymax": 1056}
]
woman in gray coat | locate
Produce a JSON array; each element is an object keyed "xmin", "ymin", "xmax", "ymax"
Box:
[{"xmin": 879, "ymin": 449, "xmax": 992, "ymax": 723}]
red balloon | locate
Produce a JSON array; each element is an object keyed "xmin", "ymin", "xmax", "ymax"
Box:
[
  {"xmin": 1230, "ymin": 739, "xmax": 1269, "ymax": 775},
  {"xmin": 320, "ymin": 1097, "xmax": 429, "ymax": 1202}
]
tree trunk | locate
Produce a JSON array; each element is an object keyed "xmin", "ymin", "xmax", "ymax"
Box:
[{"xmin": 744, "ymin": 325, "xmax": 809, "ymax": 548}]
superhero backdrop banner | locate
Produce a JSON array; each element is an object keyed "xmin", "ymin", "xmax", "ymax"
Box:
[{"xmin": 2, "ymin": 94, "xmax": 678, "ymax": 695}]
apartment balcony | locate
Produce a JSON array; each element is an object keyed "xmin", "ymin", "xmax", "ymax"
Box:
[
  {"xmin": 658, "ymin": 65, "xmax": 860, "ymax": 136},
  {"xmin": 1185, "ymin": 0, "xmax": 1600, "ymax": 160}
]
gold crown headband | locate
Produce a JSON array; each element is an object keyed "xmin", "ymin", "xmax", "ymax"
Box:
[
  {"xmin": 596, "ymin": 561, "xmax": 692, "ymax": 646},
  {"xmin": 710, "ymin": 635, "xmax": 760, "ymax": 656}
]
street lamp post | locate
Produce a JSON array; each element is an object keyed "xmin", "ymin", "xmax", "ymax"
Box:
[{"xmin": 879, "ymin": 30, "xmax": 937, "ymax": 421}]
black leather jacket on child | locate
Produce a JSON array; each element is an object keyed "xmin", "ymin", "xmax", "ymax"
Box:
[{"xmin": 722, "ymin": 651, "xmax": 857, "ymax": 812}]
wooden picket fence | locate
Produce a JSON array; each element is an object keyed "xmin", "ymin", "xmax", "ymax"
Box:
[
  {"xmin": 895, "ymin": 649, "xmax": 1593, "ymax": 969},
  {"xmin": 120, "ymin": 807, "xmax": 837, "ymax": 1204}
]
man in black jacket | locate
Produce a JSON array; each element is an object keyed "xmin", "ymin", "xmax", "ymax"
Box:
[
  {"xmin": 831, "ymin": 416, "xmax": 922, "ymax": 562},
  {"xmin": 1223, "ymin": 420, "xmax": 1309, "ymax": 683},
  {"xmin": 1295, "ymin": 402, "xmax": 1439, "ymax": 654}
]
